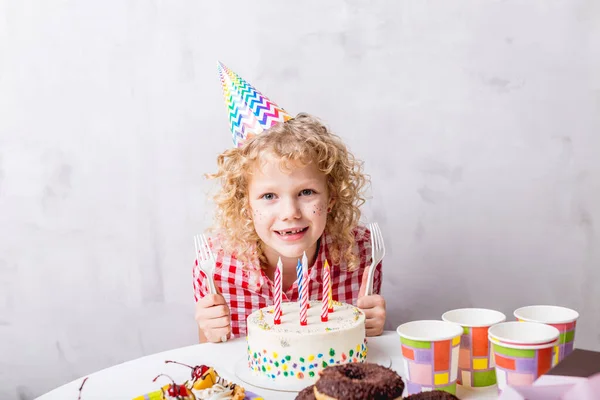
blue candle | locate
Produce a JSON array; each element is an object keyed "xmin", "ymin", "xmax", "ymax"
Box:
[{"xmin": 296, "ymin": 259, "xmax": 303, "ymax": 301}]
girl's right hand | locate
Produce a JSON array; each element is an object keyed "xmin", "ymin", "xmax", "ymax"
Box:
[{"xmin": 195, "ymin": 293, "xmax": 232, "ymax": 343}]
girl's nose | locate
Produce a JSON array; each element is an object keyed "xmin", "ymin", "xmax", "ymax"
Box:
[{"xmin": 279, "ymin": 197, "xmax": 302, "ymax": 220}]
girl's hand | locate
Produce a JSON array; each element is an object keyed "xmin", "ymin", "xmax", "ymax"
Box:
[
  {"xmin": 357, "ymin": 268, "xmax": 387, "ymax": 336},
  {"xmin": 195, "ymin": 293, "xmax": 231, "ymax": 343}
]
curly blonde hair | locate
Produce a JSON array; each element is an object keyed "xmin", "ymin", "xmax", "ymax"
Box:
[{"xmin": 207, "ymin": 113, "xmax": 369, "ymax": 271}]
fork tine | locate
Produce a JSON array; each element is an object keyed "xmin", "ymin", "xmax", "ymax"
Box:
[
  {"xmin": 375, "ymin": 223, "xmax": 385, "ymax": 257},
  {"xmin": 200, "ymin": 234, "xmax": 209, "ymax": 261},
  {"xmin": 203, "ymin": 234, "xmax": 215, "ymax": 260},
  {"xmin": 194, "ymin": 235, "xmax": 201, "ymax": 262},
  {"xmin": 368, "ymin": 222, "xmax": 375, "ymax": 253},
  {"xmin": 197, "ymin": 234, "xmax": 205, "ymax": 261},
  {"xmin": 198, "ymin": 234, "xmax": 205, "ymax": 260},
  {"xmin": 366, "ymin": 222, "xmax": 377, "ymax": 296},
  {"xmin": 204, "ymin": 235, "xmax": 211, "ymax": 260},
  {"xmin": 371, "ymin": 222, "xmax": 378, "ymax": 251}
]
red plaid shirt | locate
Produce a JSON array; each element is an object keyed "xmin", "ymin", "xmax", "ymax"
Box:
[{"xmin": 193, "ymin": 225, "xmax": 382, "ymax": 337}]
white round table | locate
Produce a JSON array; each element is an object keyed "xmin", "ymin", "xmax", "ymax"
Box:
[{"xmin": 37, "ymin": 331, "xmax": 498, "ymax": 399}]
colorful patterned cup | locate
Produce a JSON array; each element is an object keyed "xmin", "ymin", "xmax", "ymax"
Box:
[
  {"xmin": 514, "ymin": 305, "xmax": 579, "ymax": 365},
  {"xmin": 488, "ymin": 321, "xmax": 559, "ymax": 392},
  {"xmin": 397, "ymin": 320, "xmax": 463, "ymax": 396},
  {"xmin": 442, "ymin": 308, "xmax": 506, "ymax": 388}
]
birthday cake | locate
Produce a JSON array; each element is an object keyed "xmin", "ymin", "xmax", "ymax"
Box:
[{"xmin": 246, "ymin": 300, "xmax": 367, "ymax": 383}]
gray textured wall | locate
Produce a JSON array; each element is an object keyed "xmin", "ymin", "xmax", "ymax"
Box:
[{"xmin": 1, "ymin": 1, "xmax": 599, "ymax": 398}]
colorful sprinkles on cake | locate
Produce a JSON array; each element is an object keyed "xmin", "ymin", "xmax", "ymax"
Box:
[{"xmin": 247, "ymin": 342, "xmax": 368, "ymax": 380}]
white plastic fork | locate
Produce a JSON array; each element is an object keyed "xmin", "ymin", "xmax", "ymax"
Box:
[
  {"xmin": 194, "ymin": 234, "xmax": 217, "ymax": 295},
  {"xmin": 366, "ymin": 222, "xmax": 386, "ymax": 296}
]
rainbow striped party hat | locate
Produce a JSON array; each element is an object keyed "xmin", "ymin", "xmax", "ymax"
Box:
[{"xmin": 218, "ymin": 61, "xmax": 293, "ymax": 147}]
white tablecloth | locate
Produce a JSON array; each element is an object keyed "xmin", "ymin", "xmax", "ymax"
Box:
[{"xmin": 37, "ymin": 331, "xmax": 497, "ymax": 399}]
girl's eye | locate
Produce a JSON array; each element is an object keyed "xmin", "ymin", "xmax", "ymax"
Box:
[
  {"xmin": 300, "ymin": 189, "xmax": 314, "ymax": 196},
  {"xmin": 261, "ymin": 193, "xmax": 276, "ymax": 200}
]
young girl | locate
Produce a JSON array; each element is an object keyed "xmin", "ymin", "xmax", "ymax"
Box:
[{"xmin": 193, "ymin": 113, "xmax": 386, "ymax": 343}]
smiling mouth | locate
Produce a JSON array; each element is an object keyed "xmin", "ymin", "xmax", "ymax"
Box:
[{"xmin": 275, "ymin": 227, "xmax": 309, "ymax": 236}]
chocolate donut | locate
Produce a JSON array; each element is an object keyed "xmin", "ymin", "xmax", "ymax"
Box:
[
  {"xmin": 314, "ymin": 363, "xmax": 404, "ymax": 400},
  {"xmin": 295, "ymin": 385, "xmax": 317, "ymax": 400},
  {"xmin": 405, "ymin": 390, "xmax": 460, "ymax": 400}
]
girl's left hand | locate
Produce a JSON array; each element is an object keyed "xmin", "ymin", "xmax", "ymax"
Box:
[{"xmin": 357, "ymin": 269, "xmax": 386, "ymax": 336}]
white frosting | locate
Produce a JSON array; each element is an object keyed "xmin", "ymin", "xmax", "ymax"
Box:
[
  {"xmin": 246, "ymin": 300, "xmax": 366, "ymax": 382},
  {"xmin": 191, "ymin": 384, "xmax": 233, "ymax": 400}
]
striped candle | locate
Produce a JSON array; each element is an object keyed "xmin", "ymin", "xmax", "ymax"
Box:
[
  {"xmin": 296, "ymin": 259, "xmax": 302, "ymax": 303},
  {"xmin": 302, "ymin": 251, "xmax": 310, "ymax": 308},
  {"xmin": 300, "ymin": 254, "xmax": 309, "ymax": 325},
  {"xmin": 327, "ymin": 260, "xmax": 333, "ymax": 312},
  {"xmin": 321, "ymin": 260, "xmax": 330, "ymax": 322},
  {"xmin": 274, "ymin": 257, "xmax": 282, "ymax": 324}
]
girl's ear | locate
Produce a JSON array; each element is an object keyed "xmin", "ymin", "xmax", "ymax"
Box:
[{"xmin": 327, "ymin": 197, "xmax": 336, "ymax": 213}]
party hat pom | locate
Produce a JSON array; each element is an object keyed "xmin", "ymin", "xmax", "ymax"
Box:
[{"xmin": 217, "ymin": 61, "xmax": 292, "ymax": 147}]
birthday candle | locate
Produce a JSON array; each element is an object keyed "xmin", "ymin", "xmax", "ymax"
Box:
[
  {"xmin": 327, "ymin": 260, "xmax": 333, "ymax": 312},
  {"xmin": 274, "ymin": 257, "xmax": 282, "ymax": 325},
  {"xmin": 321, "ymin": 260, "xmax": 330, "ymax": 322},
  {"xmin": 296, "ymin": 259, "xmax": 303, "ymax": 303},
  {"xmin": 300, "ymin": 253, "xmax": 309, "ymax": 325},
  {"xmin": 302, "ymin": 251, "xmax": 310, "ymax": 308}
]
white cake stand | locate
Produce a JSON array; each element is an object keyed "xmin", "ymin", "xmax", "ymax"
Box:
[{"xmin": 234, "ymin": 345, "xmax": 392, "ymax": 393}]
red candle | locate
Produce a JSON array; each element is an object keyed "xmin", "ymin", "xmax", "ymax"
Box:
[
  {"xmin": 302, "ymin": 251, "xmax": 310, "ymax": 309},
  {"xmin": 274, "ymin": 257, "xmax": 282, "ymax": 324},
  {"xmin": 321, "ymin": 260, "xmax": 330, "ymax": 322}
]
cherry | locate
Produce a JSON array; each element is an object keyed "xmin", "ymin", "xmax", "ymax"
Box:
[
  {"xmin": 153, "ymin": 373, "xmax": 192, "ymax": 398},
  {"xmin": 165, "ymin": 360, "xmax": 210, "ymax": 381}
]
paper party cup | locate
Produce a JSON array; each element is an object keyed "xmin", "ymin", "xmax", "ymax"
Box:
[
  {"xmin": 488, "ymin": 321, "xmax": 559, "ymax": 392},
  {"xmin": 514, "ymin": 305, "xmax": 579, "ymax": 364},
  {"xmin": 442, "ymin": 308, "xmax": 506, "ymax": 388},
  {"xmin": 397, "ymin": 320, "xmax": 463, "ymax": 396}
]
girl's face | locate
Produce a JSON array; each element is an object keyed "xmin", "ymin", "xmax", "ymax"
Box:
[{"xmin": 247, "ymin": 154, "xmax": 332, "ymax": 263}]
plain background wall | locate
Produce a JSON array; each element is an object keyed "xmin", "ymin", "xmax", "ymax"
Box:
[{"xmin": 1, "ymin": 0, "xmax": 599, "ymax": 398}]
